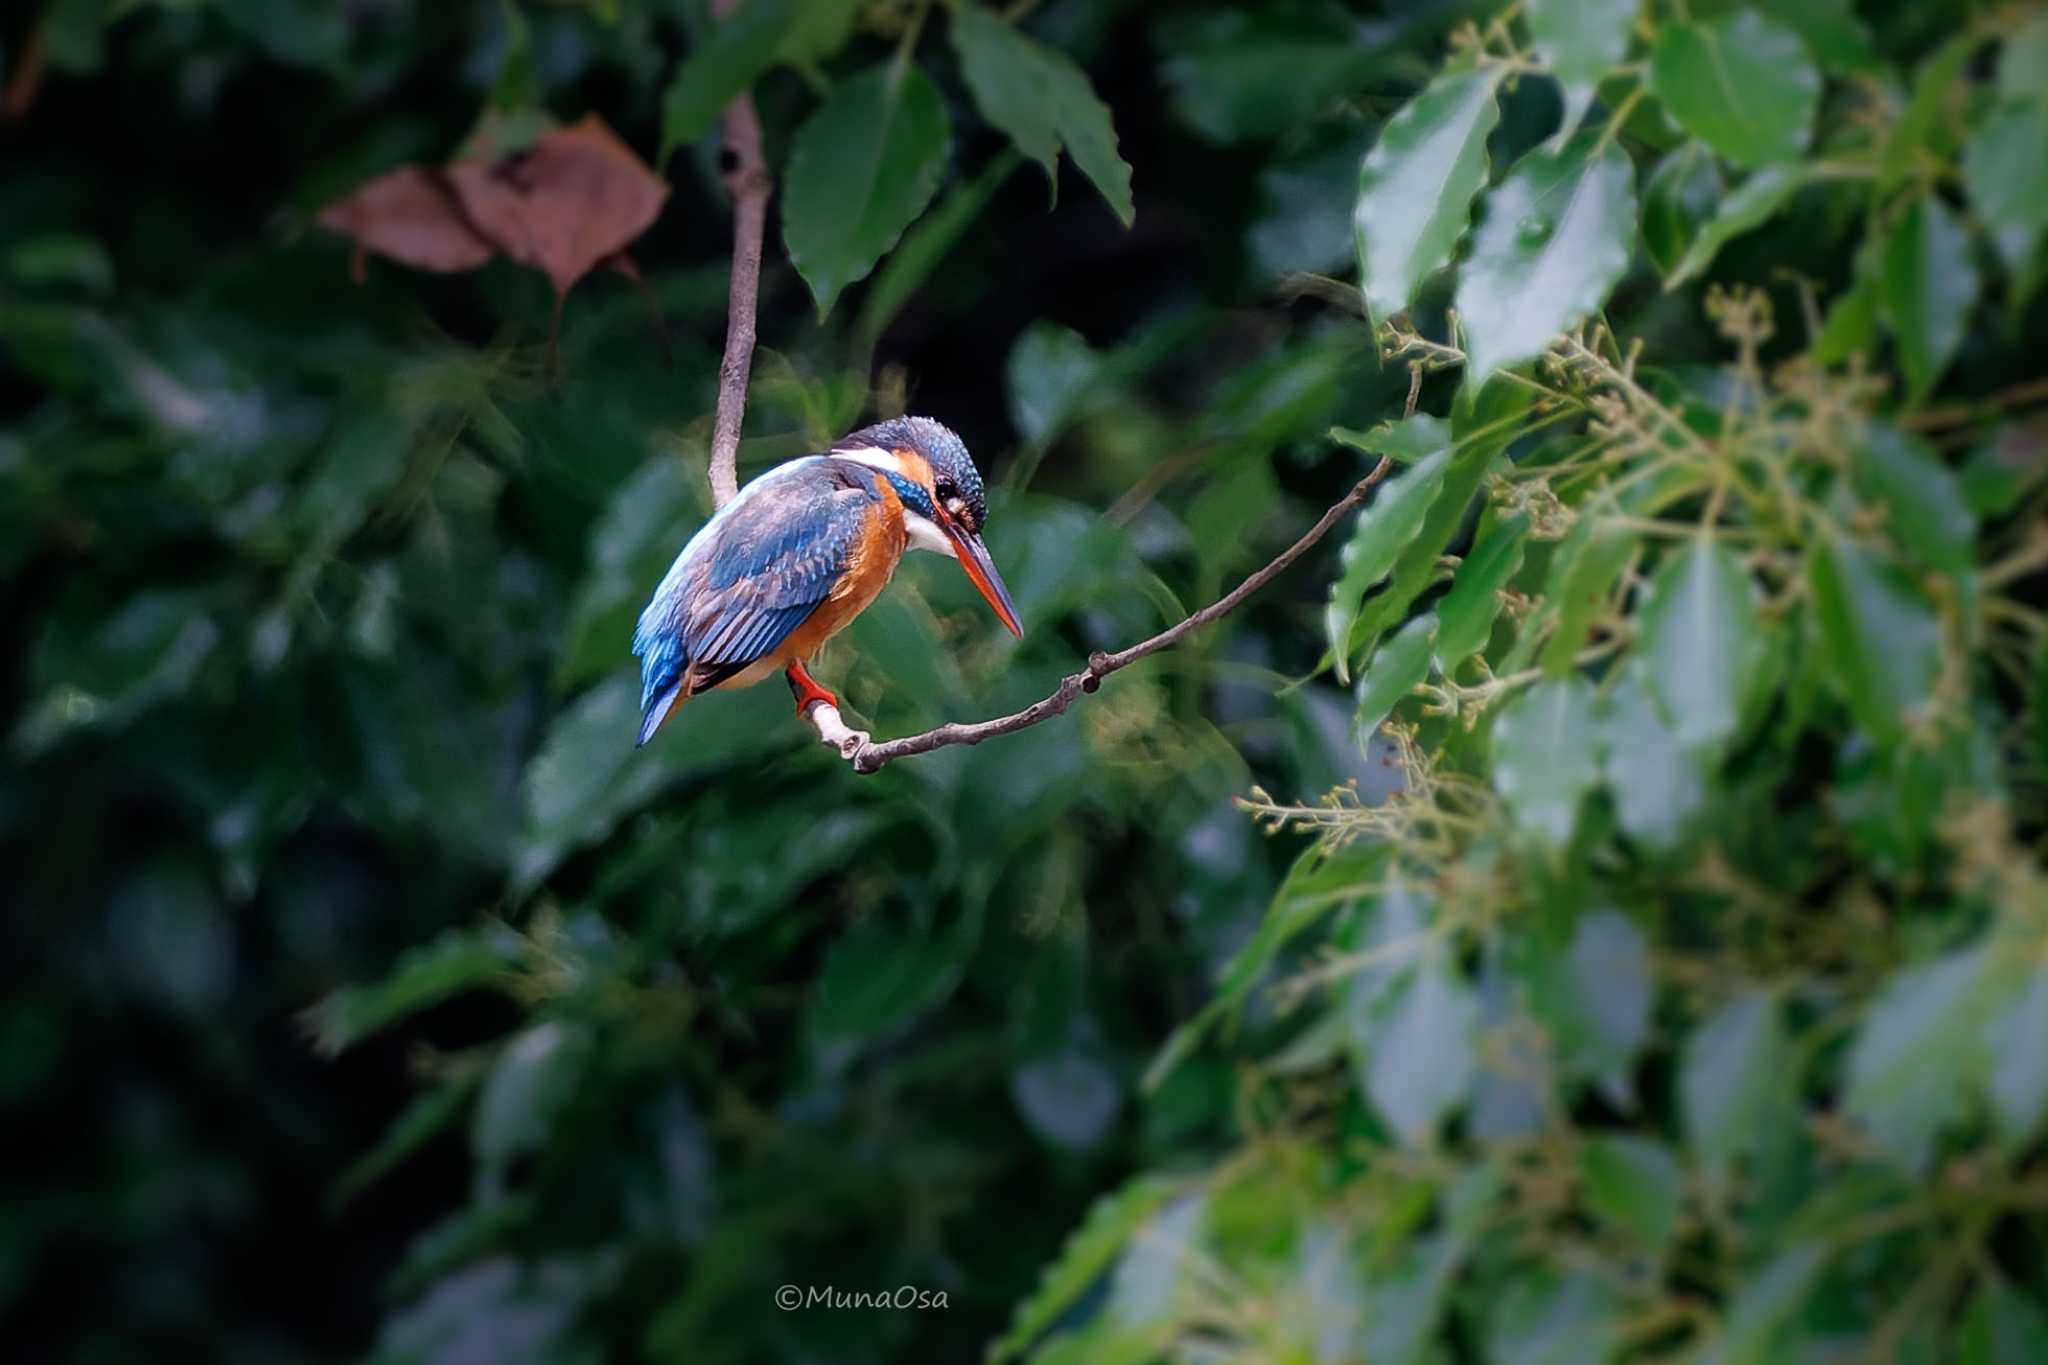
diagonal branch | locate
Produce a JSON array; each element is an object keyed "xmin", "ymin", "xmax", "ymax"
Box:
[
  {"xmin": 803, "ymin": 458, "xmax": 1393, "ymax": 773},
  {"xmin": 706, "ymin": 0, "xmax": 770, "ymax": 509}
]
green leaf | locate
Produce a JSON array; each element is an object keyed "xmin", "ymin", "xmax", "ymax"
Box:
[
  {"xmin": 1638, "ymin": 536, "xmax": 1763, "ymax": 752},
  {"xmin": 473, "ymin": 1019, "xmax": 595, "ymax": 1172},
  {"xmin": 1845, "ymin": 944, "xmax": 1998, "ymax": 1171},
  {"xmin": 304, "ymin": 924, "xmax": 524, "ymax": 1055},
  {"xmin": 1527, "ymin": 0, "xmax": 1635, "ymax": 144},
  {"xmin": 1486, "ymin": 1269, "xmax": 1621, "ymax": 1365},
  {"xmin": 1986, "ymin": 964, "xmax": 2048, "ymax": 1149},
  {"xmin": 1762, "ymin": 0, "xmax": 1881, "ymax": 74},
  {"xmin": 1680, "ymin": 990, "xmax": 1786, "ymax": 1167},
  {"xmin": 1649, "ymin": 11, "xmax": 1819, "ymax": 169},
  {"xmin": 810, "ymin": 903, "xmax": 984, "ymax": 1039},
  {"xmin": 782, "ymin": 62, "xmax": 952, "ymax": 317},
  {"xmin": 950, "ymin": 7, "xmax": 1134, "ymax": 225},
  {"xmin": 1963, "ymin": 97, "xmax": 2048, "ymax": 276},
  {"xmin": 1156, "ymin": 5, "xmax": 1381, "ymax": 144},
  {"xmin": 1808, "ymin": 533, "xmax": 1943, "ymax": 748},
  {"xmin": 1361, "ymin": 1164, "xmax": 1500, "ymax": 1363},
  {"xmin": 1110, "ymin": 1193, "xmax": 1204, "ymax": 1326},
  {"xmin": 1492, "ymin": 678, "xmax": 1598, "ymax": 847},
  {"xmin": 1963, "ymin": 421, "xmax": 2048, "ymax": 517},
  {"xmin": 1565, "ymin": 909, "xmax": 1652, "ymax": 1078},
  {"xmin": 1353, "ymin": 69, "xmax": 1501, "ymax": 325},
  {"xmin": 1367, "ymin": 950, "xmax": 1479, "ymax": 1146},
  {"xmin": 333, "ymin": 1076, "xmax": 477, "ymax": 1208},
  {"xmin": 990, "ymin": 1175, "xmax": 1178, "ymax": 1362},
  {"xmin": 778, "ymin": 0, "xmax": 863, "ymax": 68},
  {"xmin": 856, "ymin": 149, "xmax": 1020, "ymax": 353},
  {"xmin": 659, "ymin": 0, "xmax": 798, "ymax": 161},
  {"xmin": 1881, "ymin": 194, "xmax": 1980, "ymax": 405},
  {"xmin": 1957, "ymin": 1278, "xmax": 2048, "ymax": 1365},
  {"xmin": 1852, "ymin": 421, "xmax": 1977, "ymax": 573},
  {"xmin": 1455, "ymin": 136, "xmax": 1635, "ymax": 385},
  {"xmin": 1434, "ymin": 515, "xmax": 1527, "ymax": 670},
  {"xmin": 1881, "ymin": 35, "xmax": 1977, "ymax": 194},
  {"xmin": 1722, "ymin": 1242, "xmax": 1829, "ymax": 1361},
  {"xmin": 1330, "ymin": 413, "xmax": 1451, "ymax": 466},
  {"xmin": 1355, "ymin": 613, "xmax": 1438, "ymax": 733},
  {"xmin": 1814, "ymin": 231, "xmax": 1883, "ymax": 363},
  {"xmin": 1580, "ymin": 1135, "xmax": 1682, "ymax": 1251},
  {"xmin": 1324, "ymin": 438, "xmax": 1450, "ymax": 682},
  {"xmin": 2001, "ymin": 12, "xmax": 2048, "ymax": 98},
  {"xmin": 1665, "ymin": 163, "xmax": 1814, "ymax": 287},
  {"xmin": 1642, "ymin": 142, "xmax": 1724, "ymax": 279},
  {"xmin": 1006, "ymin": 322, "xmax": 1106, "ymax": 446},
  {"xmin": 1540, "ymin": 519, "xmax": 1636, "ymax": 676},
  {"xmin": 1599, "ymin": 667, "xmax": 1705, "ymax": 852}
]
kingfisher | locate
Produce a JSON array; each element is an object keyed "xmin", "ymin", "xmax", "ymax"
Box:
[{"xmin": 632, "ymin": 416, "xmax": 1023, "ymax": 746}]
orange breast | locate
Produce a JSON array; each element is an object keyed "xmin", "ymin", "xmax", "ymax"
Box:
[{"xmin": 773, "ymin": 485, "xmax": 906, "ymax": 664}]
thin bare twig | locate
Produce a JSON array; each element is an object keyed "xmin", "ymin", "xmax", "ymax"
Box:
[
  {"xmin": 707, "ymin": 0, "xmax": 770, "ymax": 509},
  {"xmin": 807, "ymin": 458, "xmax": 1395, "ymax": 773}
]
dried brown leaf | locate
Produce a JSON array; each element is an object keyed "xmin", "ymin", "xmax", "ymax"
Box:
[{"xmin": 315, "ymin": 165, "xmax": 496, "ymax": 275}]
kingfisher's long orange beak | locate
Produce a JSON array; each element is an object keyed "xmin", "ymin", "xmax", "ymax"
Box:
[{"xmin": 942, "ymin": 517, "xmax": 1023, "ymax": 638}]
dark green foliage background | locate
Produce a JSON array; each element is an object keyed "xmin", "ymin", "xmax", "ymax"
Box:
[{"xmin": 3, "ymin": 1, "xmax": 2045, "ymax": 1363}]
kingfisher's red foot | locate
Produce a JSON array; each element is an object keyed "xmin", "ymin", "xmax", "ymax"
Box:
[{"xmin": 785, "ymin": 662, "xmax": 839, "ymax": 714}]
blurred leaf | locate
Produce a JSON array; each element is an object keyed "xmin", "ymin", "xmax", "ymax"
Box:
[
  {"xmin": 1722, "ymin": 1242, "xmax": 1829, "ymax": 1362},
  {"xmin": 1526, "ymin": 0, "xmax": 1634, "ymax": 144},
  {"xmin": 1814, "ymin": 231, "xmax": 1883, "ymax": 363},
  {"xmin": 810, "ymin": 903, "xmax": 984, "ymax": 1040},
  {"xmin": 1762, "ymin": 0, "xmax": 1881, "ymax": 74},
  {"xmin": 1642, "ymin": 142, "xmax": 1724, "ymax": 280},
  {"xmin": 1844, "ymin": 943, "xmax": 1995, "ymax": 1171},
  {"xmin": 989, "ymin": 1175, "xmax": 1176, "ymax": 1362},
  {"xmin": 1013, "ymin": 1044, "xmax": 1122, "ymax": 1153},
  {"xmin": 1808, "ymin": 533, "xmax": 1943, "ymax": 749},
  {"xmin": 1638, "ymin": 536, "xmax": 1763, "ymax": 752},
  {"xmin": 1957, "ymin": 1278, "xmax": 2048, "ymax": 1365},
  {"xmin": 1851, "ymin": 421, "xmax": 1976, "ymax": 574},
  {"xmin": 1250, "ymin": 131, "xmax": 1373, "ymax": 278},
  {"xmin": 1353, "ymin": 69, "xmax": 1501, "ymax": 325},
  {"xmin": 1354, "ymin": 612, "xmax": 1437, "ymax": 733},
  {"xmin": 1680, "ymin": 990, "xmax": 1786, "ymax": 1167},
  {"xmin": 1881, "ymin": 194, "xmax": 1980, "ymax": 405},
  {"xmin": 951, "ymin": 6, "xmax": 1134, "ymax": 225},
  {"xmin": 1366, "ymin": 950, "xmax": 1478, "ymax": 1146},
  {"xmin": 1986, "ymin": 963, "xmax": 2048, "ymax": 1149},
  {"xmin": 306, "ymin": 924, "xmax": 524, "ymax": 1055},
  {"xmin": 659, "ymin": 0, "xmax": 798, "ymax": 159},
  {"xmin": 1324, "ymin": 436, "xmax": 1449, "ymax": 682},
  {"xmin": 1962, "ymin": 421, "xmax": 2048, "ymax": 518},
  {"xmin": 1964, "ymin": 98, "xmax": 2048, "ymax": 276},
  {"xmin": 1486, "ymin": 1269, "xmax": 1621, "ymax": 1365},
  {"xmin": 2002, "ymin": 12, "xmax": 2048, "ymax": 97},
  {"xmin": 5, "ymin": 233, "xmax": 116, "ymax": 295},
  {"xmin": 1156, "ymin": 3, "xmax": 1379, "ymax": 143},
  {"xmin": 1361, "ymin": 1163, "xmax": 1500, "ymax": 1364},
  {"xmin": 1539, "ymin": 518, "xmax": 1635, "ymax": 676},
  {"xmin": 1565, "ymin": 909, "xmax": 1652, "ymax": 1080},
  {"xmin": 335, "ymin": 1077, "xmax": 478, "ymax": 1207},
  {"xmin": 1007, "ymin": 322, "xmax": 1105, "ymax": 447},
  {"xmin": 1881, "ymin": 36, "xmax": 1976, "ymax": 194},
  {"xmin": 1492, "ymin": 678, "xmax": 1597, "ymax": 847},
  {"xmin": 1456, "ymin": 136, "xmax": 1635, "ymax": 385},
  {"xmin": 1434, "ymin": 514, "xmax": 1526, "ymax": 670},
  {"xmin": 783, "ymin": 62, "xmax": 951, "ymax": 318},
  {"xmin": 558, "ymin": 457, "xmax": 702, "ymax": 690},
  {"xmin": 474, "ymin": 1019, "xmax": 595, "ymax": 1174},
  {"xmin": 1110, "ymin": 1193, "xmax": 1206, "ymax": 1327},
  {"xmin": 15, "ymin": 587, "xmax": 221, "ymax": 756},
  {"xmin": 1580, "ymin": 1135, "xmax": 1681, "ymax": 1251},
  {"xmin": 778, "ymin": 0, "xmax": 863, "ymax": 68},
  {"xmin": 856, "ymin": 150, "xmax": 1019, "ymax": 354},
  {"xmin": 1649, "ymin": 11, "xmax": 1819, "ymax": 169},
  {"xmin": 1666, "ymin": 163, "xmax": 1814, "ymax": 287},
  {"xmin": 1599, "ymin": 667, "xmax": 1705, "ymax": 852}
]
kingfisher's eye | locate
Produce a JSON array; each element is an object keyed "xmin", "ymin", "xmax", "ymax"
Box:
[{"xmin": 934, "ymin": 478, "xmax": 957, "ymax": 501}]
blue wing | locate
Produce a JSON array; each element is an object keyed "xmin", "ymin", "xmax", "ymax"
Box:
[{"xmin": 632, "ymin": 457, "xmax": 879, "ymax": 743}]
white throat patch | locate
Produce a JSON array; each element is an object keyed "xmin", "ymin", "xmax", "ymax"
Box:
[{"xmin": 904, "ymin": 511, "xmax": 956, "ymax": 558}]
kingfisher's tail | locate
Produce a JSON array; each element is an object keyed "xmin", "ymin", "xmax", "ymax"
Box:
[{"xmin": 636, "ymin": 680, "xmax": 685, "ymax": 747}]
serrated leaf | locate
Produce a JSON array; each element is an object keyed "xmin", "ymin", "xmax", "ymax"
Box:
[
  {"xmin": 1808, "ymin": 533, "xmax": 1943, "ymax": 749},
  {"xmin": 990, "ymin": 1176, "xmax": 1177, "ymax": 1362},
  {"xmin": 1963, "ymin": 97, "xmax": 2048, "ymax": 277},
  {"xmin": 1599, "ymin": 667, "xmax": 1705, "ymax": 852},
  {"xmin": 951, "ymin": 7, "xmax": 1134, "ymax": 225},
  {"xmin": 1680, "ymin": 990, "xmax": 1785, "ymax": 1167},
  {"xmin": 1852, "ymin": 420, "xmax": 1976, "ymax": 573},
  {"xmin": 1881, "ymin": 194, "xmax": 1980, "ymax": 405},
  {"xmin": 1666, "ymin": 163, "xmax": 1814, "ymax": 287},
  {"xmin": 782, "ymin": 62, "xmax": 952, "ymax": 317},
  {"xmin": 1642, "ymin": 142, "xmax": 1724, "ymax": 279},
  {"xmin": 659, "ymin": 0, "xmax": 799, "ymax": 161},
  {"xmin": 1434, "ymin": 515, "xmax": 1527, "ymax": 669},
  {"xmin": 1580, "ymin": 1135, "xmax": 1682, "ymax": 1251},
  {"xmin": 1355, "ymin": 612, "xmax": 1437, "ymax": 733},
  {"xmin": 1649, "ymin": 11, "xmax": 1819, "ymax": 169},
  {"xmin": 1492, "ymin": 678, "xmax": 1598, "ymax": 847},
  {"xmin": 1844, "ymin": 944, "xmax": 1996, "ymax": 1171},
  {"xmin": 1527, "ymin": 0, "xmax": 1635, "ymax": 144},
  {"xmin": 1353, "ymin": 69, "xmax": 1501, "ymax": 325},
  {"xmin": 1456, "ymin": 136, "xmax": 1635, "ymax": 385},
  {"xmin": 1324, "ymin": 439, "xmax": 1450, "ymax": 682},
  {"xmin": 1638, "ymin": 536, "xmax": 1763, "ymax": 752}
]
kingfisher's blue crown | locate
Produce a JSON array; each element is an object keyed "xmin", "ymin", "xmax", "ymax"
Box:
[{"xmin": 838, "ymin": 416, "xmax": 987, "ymax": 530}]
